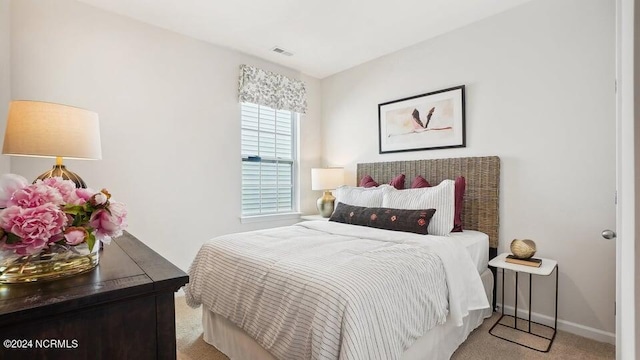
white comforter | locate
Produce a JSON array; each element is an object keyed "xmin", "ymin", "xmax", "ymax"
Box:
[{"xmin": 185, "ymin": 221, "xmax": 488, "ymax": 360}]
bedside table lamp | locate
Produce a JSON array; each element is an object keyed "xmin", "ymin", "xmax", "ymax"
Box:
[
  {"xmin": 311, "ymin": 168, "xmax": 344, "ymax": 217},
  {"xmin": 2, "ymin": 100, "xmax": 102, "ymax": 188}
]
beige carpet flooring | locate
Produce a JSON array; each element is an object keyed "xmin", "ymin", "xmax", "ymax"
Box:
[{"xmin": 175, "ymin": 296, "xmax": 614, "ymax": 360}]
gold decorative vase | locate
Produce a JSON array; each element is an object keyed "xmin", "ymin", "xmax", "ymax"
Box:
[
  {"xmin": 0, "ymin": 242, "xmax": 100, "ymax": 284},
  {"xmin": 510, "ymin": 239, "xmax": 537, "ymax": 259}
]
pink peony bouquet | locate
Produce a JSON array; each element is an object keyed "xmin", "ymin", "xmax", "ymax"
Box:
[{"xmin": 0, "ymin": 174, "xmax": 127, "ymax": 257}]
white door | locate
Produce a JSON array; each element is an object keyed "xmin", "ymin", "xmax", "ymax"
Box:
[{"xmin": 614, "ymin": 0, "xmax": 636, "ymax": 359}]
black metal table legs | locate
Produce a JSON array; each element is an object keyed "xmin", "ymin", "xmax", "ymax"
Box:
[{"xmin": 489, "ymin": 266, "xmax": 558, "ymax": 352}]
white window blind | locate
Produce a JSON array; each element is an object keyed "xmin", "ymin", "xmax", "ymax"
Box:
[{"xmin": 241, "ymin": 102, "xmax": 296, "ymax": 215}]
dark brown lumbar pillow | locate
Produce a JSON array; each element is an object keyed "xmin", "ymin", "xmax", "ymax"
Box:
[{"xmin": 329, "ymin": 202, "xmax": 436, "ymax": 235}]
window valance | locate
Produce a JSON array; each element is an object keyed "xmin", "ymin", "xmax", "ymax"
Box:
[{"xmin": 238, "ymin": 64, "xmax": 307, "ymax": 114}]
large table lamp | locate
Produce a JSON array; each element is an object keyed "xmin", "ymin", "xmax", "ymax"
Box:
[
  {"xmin": 2, "ymin": 100, "xmax": 102, "ymax": 188},
  {"xmin": 311, "ymin": 168, "xmax": 344, "ymax": 217}
]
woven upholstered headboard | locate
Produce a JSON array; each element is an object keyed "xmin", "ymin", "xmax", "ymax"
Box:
[{"xmin": 356, "ymin": 156, "xmax": 500, "ymax": 249}]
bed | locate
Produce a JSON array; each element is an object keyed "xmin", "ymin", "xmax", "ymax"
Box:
[{"xmin": 185, "ymin": 156, "xmax": 500, "ymax": 360}]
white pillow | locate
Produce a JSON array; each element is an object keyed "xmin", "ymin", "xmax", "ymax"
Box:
[
  {"xmin": 334, "ymin": 184, "xmax": 393, "ymax": 208},
  {"xmin": 382, "ymin": 180, "xmax": 455, "ymax": 236}
]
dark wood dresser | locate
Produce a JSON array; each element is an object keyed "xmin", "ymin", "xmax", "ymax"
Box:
[{"xmin": 0, "ymin": 232, "xmax": 189, "ymax": 360}]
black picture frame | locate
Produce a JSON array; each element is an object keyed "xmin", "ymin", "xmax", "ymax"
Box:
[{"xmin": 378, "ymin": 85, "xmax": 466, "ymax": 154}]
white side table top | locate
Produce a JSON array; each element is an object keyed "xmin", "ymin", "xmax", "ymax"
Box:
[
  {"xmin": 300, "ymin": 214, "xmax": 330, "ymax": 221},
  {"xmin": 489, "ymin": 252, "xmax": 558, "ymax": 276}
]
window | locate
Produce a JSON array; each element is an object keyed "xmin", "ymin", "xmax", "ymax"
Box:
[{"xmin": 241, "ymin": 102, "xmax": 296, "ymax": 216}]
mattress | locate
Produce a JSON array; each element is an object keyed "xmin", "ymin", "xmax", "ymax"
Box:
[
  {"xmin": 185, "ymin": 221, "xmax": 489, "ymax": 360},
  {"xmin": 202, "ymin": 268, "xmax": 494, "ymax": 360},
  {"xmin": 449, "ymin": 230, "xmax": 489, "ymax": 274}
]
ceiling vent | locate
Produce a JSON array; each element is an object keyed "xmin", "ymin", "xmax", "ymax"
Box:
[{"xmin": 271, "ymin": 46, "xmax": 293, "ymax": 56}]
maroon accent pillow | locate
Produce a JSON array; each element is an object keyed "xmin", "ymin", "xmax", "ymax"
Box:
[
  {"xmin": 329, "ymin": 202, "xmax": 436, "ymax": 235},
  {"xmin": 452, "ymin": 176, "xmax": 466, "ymax": 232},
  {"xmin": 411, "ymin": 175, "xmax": 431, "ymax": 189},
  {"xmin": 388, "ymin": 174, "xmax": 405, "ymax": 190},
  {"xmin": 359, "ymin": 175, "xmax": 379, "ymax": 188}
]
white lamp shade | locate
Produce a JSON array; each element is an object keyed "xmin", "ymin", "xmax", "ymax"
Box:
[
  {"xmin": 311, "ymin": 168, "xmax": 344, "ymax": 190},
  {"xmin": 3, "ymin": 100, "xmax": 102, "ymax": 160}
]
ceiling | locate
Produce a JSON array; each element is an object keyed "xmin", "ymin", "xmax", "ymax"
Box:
[{"xmin": 76, "ymin": 0, "xmax": 534, "ymax": 79}]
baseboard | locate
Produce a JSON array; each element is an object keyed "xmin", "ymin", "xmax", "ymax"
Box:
[{"xmin": 497, "ymin": 304, "xmax": 615, "ymax": 344}]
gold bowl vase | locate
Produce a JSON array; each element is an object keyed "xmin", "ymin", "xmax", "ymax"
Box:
[
  {"xmin": 0, "ymin": 242, "xmax": 99, "ymax": 284},
  {"xmin": 510, "ymin": 239, "xmax": 537, "ymax": 259}
]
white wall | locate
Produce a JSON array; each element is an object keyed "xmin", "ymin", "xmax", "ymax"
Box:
[
  {"xmin": 8, "ymin": 0, "xmax": 322, "ymax": 272},
  {"xmin": 321, "ymin": 0, "xmax": 616, "ymax": 337},
  {"xmin": 0, "ymin": 0, "xmax": 11, "ymax": 174}
]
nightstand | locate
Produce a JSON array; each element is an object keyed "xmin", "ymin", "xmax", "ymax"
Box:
[
  {"xmin": 300, "ymin": 214, "xmax": 330, "ymax": 221},
  {"xmin": 488, "ymin": 252, "xmax": 558, "ymax": 352}
]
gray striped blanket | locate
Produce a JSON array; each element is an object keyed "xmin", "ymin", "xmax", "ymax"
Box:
[{"xmin": 185, "ymin": 221, "xmax": 488, "ymax": 360}]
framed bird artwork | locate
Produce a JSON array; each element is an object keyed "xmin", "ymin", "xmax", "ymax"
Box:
[{"xmin": 378, "ymin": 85, "xmax": 465, "ymax": 153}]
